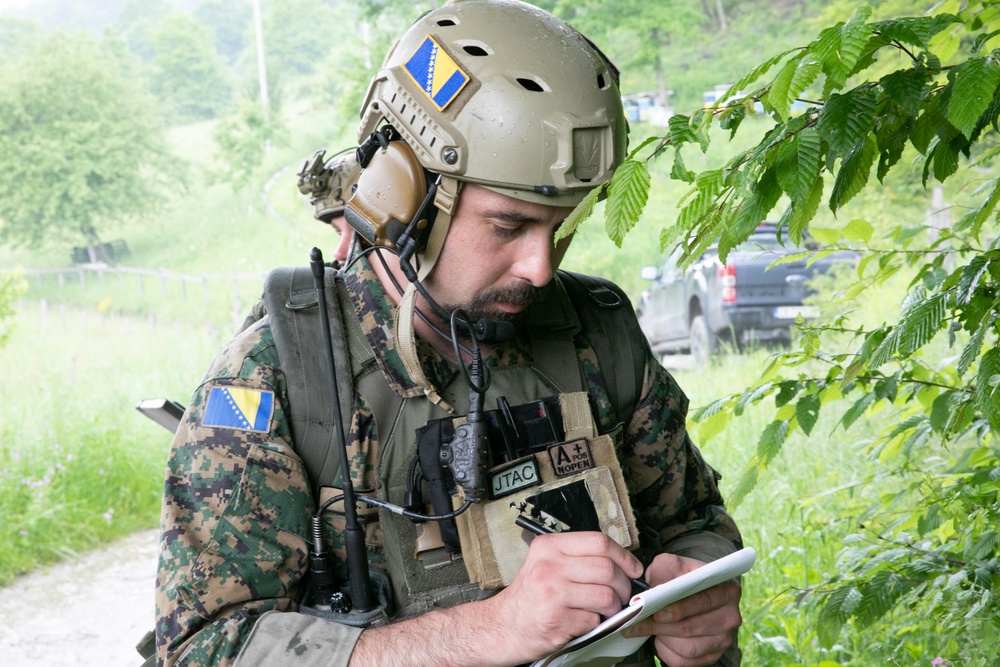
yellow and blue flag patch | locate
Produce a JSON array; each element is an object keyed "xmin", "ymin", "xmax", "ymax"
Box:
[
  {"xmin": 203, "ymin": 386, "xmax": 273, "ymax": 433},
  {"xmin": 403, "ymin": 35, "xmax": 470, "ymax": 111}
]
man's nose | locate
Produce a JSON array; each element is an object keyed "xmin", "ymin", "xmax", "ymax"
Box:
[{"xmin": 512, "ymin": 234, "xmax": 556, "ymax": 287}]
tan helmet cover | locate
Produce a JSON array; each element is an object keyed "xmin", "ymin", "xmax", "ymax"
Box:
[
  {"xmin": 307, "ymin": 152, "xmax": 362, "ymax": 223},
  {"xmin": 357, "ymin": 0, "xmax": 628, "ymax": 208}
]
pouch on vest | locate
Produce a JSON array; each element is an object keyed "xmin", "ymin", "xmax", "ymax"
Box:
[{"xmin": 455, "ymin": 391, "xmax": 638, "ymax": 589}]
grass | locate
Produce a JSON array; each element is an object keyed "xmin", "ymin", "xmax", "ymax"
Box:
[{"xmin": 0, "ymin": 301, "xmax": 221, "ymax": 584}]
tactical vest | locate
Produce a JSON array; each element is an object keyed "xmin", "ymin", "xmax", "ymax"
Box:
[{"xmin": 258, "ymin": 266, "xmax": 648, "ymax": 613}]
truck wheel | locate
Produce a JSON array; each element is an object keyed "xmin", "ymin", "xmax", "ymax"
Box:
[{"xmin": 690, "ymin": 315, "xmax": 716, "ymax": 366}]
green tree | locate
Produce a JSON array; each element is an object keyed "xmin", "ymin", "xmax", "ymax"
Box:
[
  {"xmin": 260, "ymin": 0, "xmax": 338, "ymax": 78},
  {"xmin": 149, "ymin": 13, "xmax": 232, "ymax": 122},
  {"xmin": 113, "ymin": 0, "xmax": 175, "ymax": 62},
  {"xmin": 212, "ymin": 89, "xmax": 289, "ymax": 192},
  {"xmin": 570, "ymin": 0, "xmax": 1000, "ymax": 661},
  {"xmin": 195, "ymin": 0, "xmax": 252, "ymax": 66},
  {"xmin": 0, "ymin": 31, "xmax": 174, "ymax": 256}
]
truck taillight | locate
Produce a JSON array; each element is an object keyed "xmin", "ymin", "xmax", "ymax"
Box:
[{"xmin": 718, "ymin": 264, "xmax": 737, "ymax": 303}]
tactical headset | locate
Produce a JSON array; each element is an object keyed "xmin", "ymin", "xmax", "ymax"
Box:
[{"xmin": 343, "ymin": 125, "xmax": 441, "ymax": 264}]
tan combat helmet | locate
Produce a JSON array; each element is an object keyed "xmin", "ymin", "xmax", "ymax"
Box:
[
  {"xmin": 357, "ymin": 0, "xmax": 628, "ymax": 209},
  {"xmin": 297, "ymin": 150, "xmax": 362, "ymax": 224},
  {"xmin": 350, "ymin": 0, "xmax": 628, "ymax": 406}
]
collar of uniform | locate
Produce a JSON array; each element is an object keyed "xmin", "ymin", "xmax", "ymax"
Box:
[{"xmin": 341, "ymin": 255, "xmax": 546, "ymax": 396}]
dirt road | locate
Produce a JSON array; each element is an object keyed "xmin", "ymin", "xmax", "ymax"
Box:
[{"xmin": 0, "ymin": 529, "xmax": 159, "ymax": 667}]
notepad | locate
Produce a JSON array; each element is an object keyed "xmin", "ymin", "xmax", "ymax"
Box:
[{"xmin": 530, "ymin": 547, "xmax": 757, "ymax": 667}]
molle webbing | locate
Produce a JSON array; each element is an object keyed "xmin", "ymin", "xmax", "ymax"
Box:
[
  {"xmin": 261, "ymin": 266, "xmax": 355, "ymax": 490},
  {"xmin": 259, "ymin": 267, "xmax": 647, "ymax": 494}
]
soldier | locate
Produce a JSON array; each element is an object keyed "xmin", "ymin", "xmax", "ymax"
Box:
[
  {"xmin": 298, "ymin": 151, "xmax": 361, "ymax": 266},
  {"xmin": 154, "ymin": 2, "xmax": 744, "ymax": 667}
]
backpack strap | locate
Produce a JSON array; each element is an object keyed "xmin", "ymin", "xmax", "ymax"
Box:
[
  {"xmin": 555, "ymin": 270, "xmax": 647, "ymax": 426},
  {"xmin": 262, "ymin": 266, "xmax": 355, "ymax": 491}
]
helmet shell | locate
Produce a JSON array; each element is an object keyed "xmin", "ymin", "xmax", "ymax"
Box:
[{"xmin": 358, "ymin": 0, "xmax": 628, "ymax": 207}]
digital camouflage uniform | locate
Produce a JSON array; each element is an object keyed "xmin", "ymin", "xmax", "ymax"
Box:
[{"xmin": 154, "ymin": 256, "xmax": 742, "ymax": 667}]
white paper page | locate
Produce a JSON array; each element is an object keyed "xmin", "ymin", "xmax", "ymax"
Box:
[{"xmin": 531, "ymin": 547, "xmax": 757, "ymax": 667}]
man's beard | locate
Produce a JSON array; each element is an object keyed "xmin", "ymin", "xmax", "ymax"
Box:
[{"xmin": 440, "ymin": 283, "xmax": 541, "ymax": 328}]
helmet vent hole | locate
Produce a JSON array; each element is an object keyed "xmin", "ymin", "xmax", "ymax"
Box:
[
  {"xmin": 597, "ymin": 73, "xmax": 606, "ymax": 89},
  {"xmin": 437, "ymin": 18, "xmax": 457, "ymax": 27},
  {"xmin": 516, "ymin": 77, "xmax": 545, "ymax": 92},
  {"xmin": 463, "ymin": 45, "xmax": 489, "ymax": 56}
]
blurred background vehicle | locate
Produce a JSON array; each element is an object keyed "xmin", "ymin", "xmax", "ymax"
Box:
[{"xmin": 635, "ymin": 223, "xmax": 859, "ymax": 365}]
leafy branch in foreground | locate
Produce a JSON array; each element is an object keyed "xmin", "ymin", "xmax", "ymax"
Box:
[{"xmin": 585, "ymin": 1, "xmax": 1000, "ymax": 661}]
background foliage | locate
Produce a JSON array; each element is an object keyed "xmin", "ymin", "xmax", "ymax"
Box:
[{"xmin": 569, "ymin": 1, "xmax": 1000, "ymax": 663}]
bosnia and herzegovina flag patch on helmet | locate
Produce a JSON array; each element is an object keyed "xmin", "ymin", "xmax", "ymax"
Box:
[
  {"xmin": 202, "ymin": 386, "xmax": 274, "ymax": 432},
  {"xmin": 403, "ymin": 35, "xmax": 470, "ymax": 111}
]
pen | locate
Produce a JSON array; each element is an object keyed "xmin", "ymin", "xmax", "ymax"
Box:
[{"xmin": 514, "ymin": 515, "xmax": 650, "ymax": 593}]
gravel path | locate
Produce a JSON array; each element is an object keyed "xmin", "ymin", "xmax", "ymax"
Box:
[{"xmin": 0, "ymin": 529, "xmax": 160, "ymax": 667}]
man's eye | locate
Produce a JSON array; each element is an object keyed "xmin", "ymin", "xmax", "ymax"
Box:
[{"xmin": 493, "ymin": 225, "xmax": 521, "ymax": 238}]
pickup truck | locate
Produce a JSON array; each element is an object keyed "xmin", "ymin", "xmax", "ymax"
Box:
[{"xmin": 635, "ymin": 223, "xmax": 858, "ymax": 364}]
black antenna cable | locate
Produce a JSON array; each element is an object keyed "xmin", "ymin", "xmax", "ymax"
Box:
[{"xmin": 309, "ymin": 247, "xmax": 375, "ymax": 613}]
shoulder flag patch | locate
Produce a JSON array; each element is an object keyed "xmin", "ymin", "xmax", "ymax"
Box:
[
  {"xmin": 203, "ymin": 386, "xmax": 274, "ymax": 433},
  {"xmin": 403, "ymin": 35, "xmax": 470, "ymax": 111}
]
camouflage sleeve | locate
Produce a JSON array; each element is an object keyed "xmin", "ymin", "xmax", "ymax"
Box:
[
  {"xmin": 620, "ymin": 349, "xmax": 742, "ymax": 566},
  {"xmin": 154, "ymin": 321, "xmax": 356, "ymax": 667}
]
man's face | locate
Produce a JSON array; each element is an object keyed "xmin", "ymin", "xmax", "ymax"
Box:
[
  {"xmin": 330, "ymin": 214, "xmax": 352, "ymax": 263},
  {"xmin": 421, "ymin": 184, "xmax": 574, "ymax": 325}
]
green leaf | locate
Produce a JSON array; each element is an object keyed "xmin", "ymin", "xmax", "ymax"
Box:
[
  {"xmin": 971, "ymin": 29, "xmax": 1000, "ymax": 55},
  {"xmin": 670, "ymin": 149, "xmax": 695, "ymax": 183},
  {"xmin": 788, "ymin": 175, "xmax": 824, "ymax": 243},
  {"xmin": 765, "ymin": 54, "xmax": 821, "ymax": 121},
  {"xmin": 966, "ymin": 178, "xmax": 1000, "ymax": 239},
  {"xmin": 814, "ymin": 6, "xmax": 874, "ymax": 96},
  {"xmin": 843, "ymin": 219, "xmax": 874, "ymax": 242},
  {"xmin": 730, "ymin": 167, "xmax": 782, "ymax": 242},
  {"xmin": 735, "ymin": 382, "xmax": 775, "ymax": 416},
  {"xmin": 830, "ymin": 132, "xmax": 877, "ymax": 213},
  {"xmin": 818, "ymin": 585, "xmax": 862, "ymax": 648},
  {"xmin": 841, "ymin": 391, "xmax": 877, "ymax": 429},
  {"xmin": 775, "ymin": 127, "xmax": 821, "ymax": 204},
  {"xmin": 879, "ymin": 68, "xmax": 930, "ymax": 118},
  {"xmin": 958, "ymin": 312, "xmax": 995, "ymax": 378},
  {"xmin": 626, "ymin": 135, "xmax": 661, "ymax": 161},
  {"xmin": 809, "ymin": 227, "xmax": 840, "ymax": 244},
  {"xmin": 677, "ymin": 169, "xmax": 724, "ymax": 233},
  {"xmin": 947, "ymin": 56, "xmax": 1000, "ymax": 139},
  {"xmin": 870, "ymin": 15, "xmax": 961, "ymax": 50},
  {"xmin": 698, "ymin": 409, "xmax": 732, "ymax": 444},
  {"xmin": 974, "ymin": 348, "xmax": 1000, "ymax": 430},
  {"xmin": 723, "ymin": 47, "xmax": 800, "ymax": 102},
  {"xmin": 757, "ymin": 419, "xmax": 791, "ymax": 464},
  {"xmin": 795, "ymin": 393, "xmax": 821, "ymax": 436},
  {"xmin": 556, "ymin": 185, "xmax": 601, "ymax": 242},
  {"xmin": 896, "ymin": 291, "xmax": 949, "ymax": 356},
  {"xmin": 818, "ymin": 85, "xmax": 878, "ymax": 162},
  {"xmin": 957, "ymin": 254, "xmax": 990, "ymax": 304},
  {"xmin": 667, "ymin": 114, "xmax": 699, "ymax": 148},
  {"xmin": 604, "ymin": 160, "xmax": 650, "ymax": 247}
]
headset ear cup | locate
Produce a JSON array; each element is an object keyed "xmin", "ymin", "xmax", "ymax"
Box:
[{"xmin": 345, "ymin": 140, "xmax": 429, "ymax": 250}]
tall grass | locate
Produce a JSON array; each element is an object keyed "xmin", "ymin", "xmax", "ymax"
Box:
[{"xmin": 0, "ymin": 302, "xmax": 221, "ymax": 584}]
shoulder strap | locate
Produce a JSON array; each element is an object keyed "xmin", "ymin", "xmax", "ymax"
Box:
[
  {"xmin": 555, "ymin": 270, "xmax": 647, "ymax": 425},
  {"xmin": 262, "ymin": 266, "xmax": 354, "ymax": 491}
]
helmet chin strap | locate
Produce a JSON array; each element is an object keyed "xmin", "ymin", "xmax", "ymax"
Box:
[{"xmin": 394, "ymin": 176, "xmax": 461, "ymax": 412}]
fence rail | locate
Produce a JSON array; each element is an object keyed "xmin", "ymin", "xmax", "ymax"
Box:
[{"xmin": 17, "ymin": 264, "xmax": 271, "ymax": 334}]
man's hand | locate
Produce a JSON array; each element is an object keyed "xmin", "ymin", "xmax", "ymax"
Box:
[
  {"xmin": 621, "ymin": 553, "xmax": 742, "ymax": 667},
  {"xmin": 486, "ymin": 531, "xmax": 644, "ymax": 664},
  {"xmin": 351, "ymin": 531, "xmax": 643, "ymax": 667}
]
